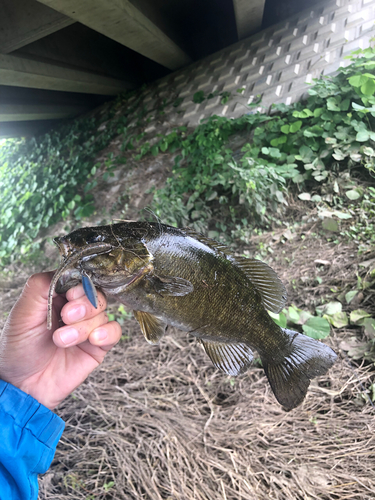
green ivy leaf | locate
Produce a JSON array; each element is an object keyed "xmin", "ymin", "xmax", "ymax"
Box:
[
  {"xmin": 316, "ymin": 301, "xmax": 342, "ymax": 316},
  {"xmin": 193, "ymin": 91, "xmax": 205, "ymax": 104},
  {"xmin": 298, "ymin": 192, "xmax": 311, "ymax": 200},
  {"xmin": 350, "ymin": 309, "xmax": 371, "ymax": 325},
  {"xmin": 304, "ymin": 125, "xmax": 324, "ymax": 137},
  {"xmin": 345, "ymin": 189, "xmax": 361, "ymax": 200},
  {"xmin": 363, "ymin": 318, "xmax": 375, "ymax": 339},
  {"xmin": 361, "ymin": 78, "xmax": 375, "ymax": 96},
  {"xmin": 290, "ymin": 120, "xmax": 302, "ymax": 133},
  {"xmin": 328, "ymin": 312, "xmax": 348, "ymax": 328},
  {"xmin": 327, "ymin": 97, "xmax": 341, "ymax": 111},
  {"xmin": 348, "ymin": 74, "xmax": 367, "ymax": 87},
  {"xmin": 288, "ymin": 305, "xmax": 301, "ymax": 323},
  {"xmin": 302, "ymin": 317, "xmax": 331, "ymax": 339},
  {"xmin": 268, "ymin": 311, "xmax": 287, "ymax": 328},
  {"xmin": 340, "ymin": 98, "xmax": 350, "ymax": 111},
  {"xmin": 345, "ymin": 290, "xmax": 358, "ymax": 304},
  {"xmin": 296, "ymin": 145, "xmax": 313, "ymax": 163},
  {"xmin": 356, "ymin": 130, "xmax": 370, "ymax": 142}
]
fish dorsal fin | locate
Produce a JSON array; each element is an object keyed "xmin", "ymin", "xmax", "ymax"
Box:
[
  {"xmin": 199, "ymin": 339, "xmax": 253, "ymax": 376},
  {"xmin": 133, "ymin": 310, "xmax": 167, "ymax": 344},
  {"xmin": 183, "ymin": 228, "xmax": 286, "ymax": 313},
  {"xmin": 230, "ymin": 255, "xmax": 287, "ymax": 313},
  {"xmin": 183, "ymin": 228, "xmax": 232, "ymax": 256}
]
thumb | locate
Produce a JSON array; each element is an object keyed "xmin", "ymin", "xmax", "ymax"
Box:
[{"xmin": 5, "ymin": 272, "xmax": 58, "ymax": 334}]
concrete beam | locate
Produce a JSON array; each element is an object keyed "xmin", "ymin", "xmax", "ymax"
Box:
[
  {"xmin": 0, "ymin": 119, "xmax": 62, "ymax": 137},
  {"xmin": 233, "ymin": 0, "xmax": 266, "ymax": 40},
  {"xmin": 0, "ymin": 0, "xmax": 75, "ymax": 54},
  {"xmin": 0, "ymin": 103, "xmax": 89, "ymax": 121},
  {"xmin": 0, "ymin": 54, "xmax": 132, "ymax": 95},
  {"xmin": 36, "ymin": 0, "xmax": 192, "ymax": 70}
]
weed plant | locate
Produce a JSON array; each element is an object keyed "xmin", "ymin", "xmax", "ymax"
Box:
[{"xmin": 1, "ymin": 47, "xmax": 375, "ymax": 264}]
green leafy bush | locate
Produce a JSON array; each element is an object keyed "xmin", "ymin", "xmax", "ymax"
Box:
[
  {"xmin": 1, "ymin": 45, "xmax": 375, "ymax": 263},
  {"xmin": 149, "ymin": 46, "xmax": 375, "ymax": 236},
  {"xmin": 0, "ymin": 100, "xmax": 131, "ymax": 263}
]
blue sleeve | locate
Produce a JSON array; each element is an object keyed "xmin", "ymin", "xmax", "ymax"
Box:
[{"xmin": 0, "ymin": 380, "xmax": 65, "ymax": 500}]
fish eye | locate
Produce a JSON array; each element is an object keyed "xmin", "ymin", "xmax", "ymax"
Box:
[{"xmin": 85, "ymin": 231, "xmax": 105, "ymax": 244}]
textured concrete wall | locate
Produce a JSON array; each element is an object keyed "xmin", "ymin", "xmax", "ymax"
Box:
[{"xmin": 122, "ymin": 0, "xmax": 374, "ymax": 135}]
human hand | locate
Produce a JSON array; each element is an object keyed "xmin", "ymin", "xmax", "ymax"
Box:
[{"xmin": 0, "ymin": 271, "xmax": 122, "ymax": 410}]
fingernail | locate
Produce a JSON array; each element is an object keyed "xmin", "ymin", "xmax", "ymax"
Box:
[
  {"xmin": 66, "ymin": 305, "xmax": 86, "ymax": 322},
  {"xmin": 60, "ymin": 328, "xmax": 79, "ymax": 345},
  {"xmin": 92, "ymin": 329, "xmax": 108, "ymax": 342}
]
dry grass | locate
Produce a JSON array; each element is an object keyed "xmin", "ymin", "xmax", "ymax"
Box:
[
  {"xmin": 39, "ymin": 318, "xmax": 375, "ymax": 500},
  {"xmin": 2, "ymin": 191, "xmax": 372, "ymax": 499}
]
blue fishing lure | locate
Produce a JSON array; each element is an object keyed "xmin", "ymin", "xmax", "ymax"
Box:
[{"xmin": 81, "ymin": 272, "xmax": 98, "ymax": 308}]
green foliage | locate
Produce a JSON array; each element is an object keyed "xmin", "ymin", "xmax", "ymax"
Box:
[
  {"xmin": 340, "ymin": 186, "xmax": 375, "ymax": 253},
  {"xmin": 0, "ymin": 94, "xmax": 139, "ymax": 263},
  {"xmin": 340, "ymin": 308, "xmax": 375, "ymax": 363},
  {"xmin": 1, "ymin": 45, "xmax": 375, "ymax": 264},
  {"xmin": 147, "ymin": 45, "xmax": 375, "ymax": 237},
  {"xmin": 269, "ymin": 304, "xmax": 332, "ymax": 340}
]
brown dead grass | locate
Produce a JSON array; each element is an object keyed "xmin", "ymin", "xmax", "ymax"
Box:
[
  {"xmin": 1, "ymin": 194, "xmax": 373, "ymax": 499},
  {"xmin": 39, "ymin": 321, "xmax": 375, "ymax": 500},
  {"xmin": 2, "ymin": 133, "xmax": 373, "ymax": 499}
]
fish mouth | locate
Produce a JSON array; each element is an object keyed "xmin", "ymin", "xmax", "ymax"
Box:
[
  {"xmin": 53, "ymin": 236, "xmax": 73, "ymax": 259},
  {"xmin": 47, "ymin": 240, "xmax": 114, "ymax": 329},
  {"xmin": 55, "ymin": 268, "xmax": 82, "ymax": 294}
]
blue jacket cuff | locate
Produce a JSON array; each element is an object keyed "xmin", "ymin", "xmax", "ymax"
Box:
[{"xmin": 0, "ymin": 379, "xmax": 65, "ymax": 450}]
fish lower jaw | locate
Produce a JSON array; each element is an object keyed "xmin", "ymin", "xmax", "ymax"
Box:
[{"xmin": 55, "ymin": 268, "xmax": 81, "ymax": 293}]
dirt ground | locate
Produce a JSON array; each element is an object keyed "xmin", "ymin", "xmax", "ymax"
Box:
[{"xmin": 1, "ymin": 127, "xmax": 375, "ymax": 499}]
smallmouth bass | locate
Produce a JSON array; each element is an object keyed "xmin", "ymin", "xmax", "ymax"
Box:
[{"xmin": 48, "ymin": 221, "xmax": 337, "ymax": 410}]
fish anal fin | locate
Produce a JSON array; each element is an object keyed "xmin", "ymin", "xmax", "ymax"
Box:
[
  {"xmin": 133, "ymin": 310, "xmax": 166, "ymax": 344},
  {"xmin": 199, "ymin": 339, "xmax": 253, "ymax": 376},
  {"xmin": 261, "ymin": 328, "xmax": 337, "ymax": 411},
  {"xmin": 182, "ymin": 227, "xmax": 286, "ymax": 313}
]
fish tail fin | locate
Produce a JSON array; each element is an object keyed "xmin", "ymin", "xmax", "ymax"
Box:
[{"xmin": 260, "ymin": 328, "xmax": 337, "ymax": 411}]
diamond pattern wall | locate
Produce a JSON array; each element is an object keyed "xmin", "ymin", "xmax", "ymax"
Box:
[{"xmin": 122, "ymin": 0, "xmax": 375, "ymax": 133}]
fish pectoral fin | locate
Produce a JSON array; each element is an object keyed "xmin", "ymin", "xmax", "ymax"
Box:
[
  {"xmin": 150, "ymin": 275, "xmax": 194, "ymax": 297},
  {"xmin": 133, "ymin": 310, "xmax": 167, "ymax": 344},
  {"xmin": 199, "ymin": 339, "xmax": 253, "ymax": 376}
]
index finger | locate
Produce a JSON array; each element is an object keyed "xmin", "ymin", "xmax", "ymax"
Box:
[{"xmin": 60, "ymin": 286, "xmax": 107, "ymax": 326}]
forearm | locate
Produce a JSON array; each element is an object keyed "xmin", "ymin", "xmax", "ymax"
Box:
[{"xmin": 0, "ymin": 380, "xmax": 65, "ymax": 500}]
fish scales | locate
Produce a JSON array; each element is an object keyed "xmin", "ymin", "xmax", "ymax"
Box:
[
  {"xmin": 48, "ymin": 221, "xmax": 337, "ymax": 411},
  {"xmin": 142, "ymin": 230, "xmax": 283, "ymax": 355}
]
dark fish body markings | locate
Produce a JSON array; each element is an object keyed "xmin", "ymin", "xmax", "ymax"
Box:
[
  {"xmin": 132, "ymin": 229, "xmax": 282, "ymax": 353},
  {"xmin": 50, "ymin": 221, "xmax": 337, "ymax": 410}
]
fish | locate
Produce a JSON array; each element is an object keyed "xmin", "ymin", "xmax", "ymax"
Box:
[{"xmin": 48, "ymin": 221, "xmax": 337, "ymax": 410}]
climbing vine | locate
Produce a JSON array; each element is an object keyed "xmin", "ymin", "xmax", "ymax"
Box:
[{"xmin": 0, "ymin": 45, "xmax": 374, "ymax": 264}]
